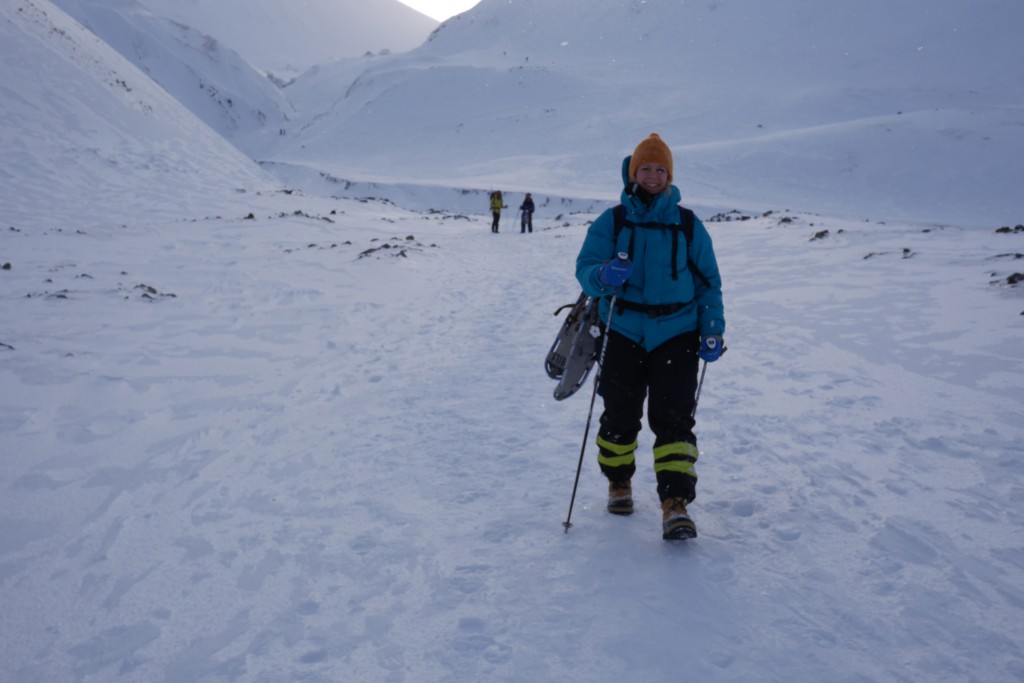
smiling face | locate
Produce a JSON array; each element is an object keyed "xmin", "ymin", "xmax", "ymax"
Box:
[
  {"xmin": 634, "ymin": 163, "xmax": 669, "ymax": 195},
  {"xmin": 627, "ymin": 133, "xmax": 674, "ymax": 195}
]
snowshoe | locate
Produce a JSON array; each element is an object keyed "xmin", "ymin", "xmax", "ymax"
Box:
[
  {"xmin": 545, "ymin": 292, "xmax": 587, "ymax": 380},
  {"xmin": 545, "ymin": 291, "xmax": 604, "ymax": 400}
]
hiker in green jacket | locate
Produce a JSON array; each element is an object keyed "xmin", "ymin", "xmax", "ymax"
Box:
[{"xmin": 489, "ymin": 191, "xmax": 506, "ymax": 233}]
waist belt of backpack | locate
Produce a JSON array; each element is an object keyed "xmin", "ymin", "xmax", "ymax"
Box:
[{"xmin": 615, "ymin": 298, "xmax": 693, "ymax": 318}]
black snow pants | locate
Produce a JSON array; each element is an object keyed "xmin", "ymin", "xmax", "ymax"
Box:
[{"xmin": 596, "ymin": 330, "xmax": 701, "ymax": 503}]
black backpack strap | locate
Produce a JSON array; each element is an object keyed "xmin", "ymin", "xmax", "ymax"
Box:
[
  {"xmin": 670, "ymin": 212, "xmax": 682, "ymax": 280},
  {"xmin": 611, "ymin": 203, "xmax": 710, "ymax": 287},
  {"xmin": 611, "ymin": 204, "xmax": 635, "ymax": 261},
  {"xmin": 678, "ymin": 206, "xmax": 711, "ymax": 288},
  {"xmin": 678, "ymin": 206, "xmax": 695, "ymax": 243},
  {"xmin": 614, "ymin": 298, "xmax": 694, "ymax": 318},
  {"xmin": 612, "ymin": 204, "xmax": 626, "ymax": 240}
]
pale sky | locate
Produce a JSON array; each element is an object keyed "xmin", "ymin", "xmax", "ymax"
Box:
[{"xmin": 396, "ymin": 0, "xmax": 481, "ymax": 22}]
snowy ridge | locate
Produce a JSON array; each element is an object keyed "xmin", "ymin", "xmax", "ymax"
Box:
[
  {"xmin": 0, "ymin": 0, "xmax": 276, "ymax": 229},
  {"xmin": 269, "ymin": 0, "xmax": 1024, "ymax": 227},
  {"xmin": 51, "ymin": 0, "xmax": 296, "ymax": 156},
  {"xmin": 138, "ymin": 0, "xmax": 439, "ymax": 72}
]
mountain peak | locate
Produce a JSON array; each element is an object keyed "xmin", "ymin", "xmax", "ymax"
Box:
[{"xmin": 137, "ymin": 0, "xmax": 439, "ymax": 72}]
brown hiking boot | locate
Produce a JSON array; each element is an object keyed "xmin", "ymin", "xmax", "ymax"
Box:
[
  {"xmin": 661, "ymin": 498, "xmax": 697, "ymax": 540},
  {"xmin": 607, "ymin": 480, "xmax": 634, "ymax": 515}
]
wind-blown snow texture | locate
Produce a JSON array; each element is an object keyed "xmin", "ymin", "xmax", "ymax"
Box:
[{"xmin": 1, "ymin": 1, "xmax": 1023, "ymax": 682}]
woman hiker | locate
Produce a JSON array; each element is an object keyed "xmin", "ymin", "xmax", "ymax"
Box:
[{"xmin": 574, "ymin": 132, "xmax": 726, "ymax": 540}]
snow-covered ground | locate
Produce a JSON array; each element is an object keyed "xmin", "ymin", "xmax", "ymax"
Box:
[
  {"xmin": 3, "ymin": 189, "xmax": 1023, "ymax": 682},
  {"xmin": 2, "ymin": 0, "xmax": 1023, "ymax": 681}
]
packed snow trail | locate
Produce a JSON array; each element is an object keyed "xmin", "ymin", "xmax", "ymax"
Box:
[{"xmin": 1, "ymin": 195, "xmax": 1022, "ymax": 682}]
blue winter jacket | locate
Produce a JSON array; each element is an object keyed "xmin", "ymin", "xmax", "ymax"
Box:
[{"xmin": 575, "ymin": 157, "xmax": 725, "ymax": 352}]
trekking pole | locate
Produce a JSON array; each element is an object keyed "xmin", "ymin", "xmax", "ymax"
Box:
[
  {"xmin": 563, "ymin": 292, "xmax": 617, "ymax": 533},
  {"xmin": 692, "ymin": 360, "xmax": 708, "ymax": 419},
  {"xmin": 692, "ymin": 339, "xmax": 725, "ymax": 419}
]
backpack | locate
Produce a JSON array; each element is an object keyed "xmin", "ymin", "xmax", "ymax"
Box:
[
  {"xmin": 612, "ymin": 204, "xmax": 710, "ymax": 288},
  {"xmin": 607, "ymin": 204, "xmax": 711, "ymax": 318}
]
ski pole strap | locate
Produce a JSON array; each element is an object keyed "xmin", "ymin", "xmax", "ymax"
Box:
[{"xmin": 614, "ymin": 298, "xmax": 694, "ymax": 318}]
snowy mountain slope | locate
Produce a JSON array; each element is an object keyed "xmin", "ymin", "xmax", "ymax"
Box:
[
  {"xmin": 1, "ymin": 0, "xmax": 1023, "ymax": 679},
  {"xmin": 138, "ymin": 0, "xmax": 439, "ymax": 73},
  {"xmin": 0, "ymin": 0, "xmax": 277, "ymax": 230},
  {"xmin": 1, "ymin": 190, "xmax": 1022, "ymax": 681},
  {"xmin": 280, "ymin": 53, "xmax": 399, "ymax": 121},
  {"xmin": 267, "ymin": 0, "xmax": 1024, "ymax": 227},
  {"xmin": 51, "ymin": 0, "xmax": 296, "ymax": 157}
]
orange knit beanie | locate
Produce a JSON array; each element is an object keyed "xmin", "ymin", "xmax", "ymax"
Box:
[{"xmin": 628, "ymin": 132, "xmax": 673, "ymax": 183}]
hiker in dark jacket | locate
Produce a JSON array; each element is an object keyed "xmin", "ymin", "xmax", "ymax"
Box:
[
  {"xmin": 575, "ymin": 132, "xmax": 726, "ymax": 540},
  {"xmin": 520, "ymin": 193, "xmax": 535, "ymax": 233}
]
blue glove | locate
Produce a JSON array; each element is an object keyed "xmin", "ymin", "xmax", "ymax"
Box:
[
  {"xmin": 698, "ymin": 336, "xmax": 724, "ymax": 362},
  {"xmin": 599, "ymin": 253, "xmax": 633, "ymax": 287}
]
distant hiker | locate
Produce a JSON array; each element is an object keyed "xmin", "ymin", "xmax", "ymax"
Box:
[
  {"xmin": 520, "ymin": 193, "xmax": 535, "ymax": 233},
  {"xmin": 489, "ymin": 191, "xmax": 506, "ymax": 233},
  {"xmin": 575, "ymin": 132, "xmax": 726, "ymax": 540}
]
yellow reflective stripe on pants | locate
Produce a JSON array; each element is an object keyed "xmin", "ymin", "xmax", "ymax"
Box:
[
  {"xmin": 653, "ymin": 442, "xmax": 698, "ymax": 478},
  {"xmin": 596, "ymin": 435, "xmax": 637, "ymax": 468}
]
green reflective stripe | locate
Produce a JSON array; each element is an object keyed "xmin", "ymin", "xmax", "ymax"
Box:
[
  {"xmin": 598, "ymin": 452, "xmax": 635, "ymax": 468},
  {"xmin": 597, "ymin": 436, "xmax": 638, "ymax": 455},
  {"xmin": 653, "ymin": 442, "xmax": 698, "ymax": 463},
  {"xmin": 596, "ymin": 436, "xmax": 637, "ymax": 469},
  {"xmin": 654, "ymin": 459, "xmax": 697, "ymax": 478},
  {"xmin": 653, "ymin": 442, "xmax": 698, "ymax": 479}
]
